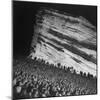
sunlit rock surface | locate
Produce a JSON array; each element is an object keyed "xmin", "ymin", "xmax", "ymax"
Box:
[{"xmin": 30, "ymin": 8, "xmax": 97, "ymax": 76}]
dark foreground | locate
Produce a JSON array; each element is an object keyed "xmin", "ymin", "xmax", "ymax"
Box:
[{"xmin": 13, "ymin": 58, "xmax": 97, "ymax": 99}]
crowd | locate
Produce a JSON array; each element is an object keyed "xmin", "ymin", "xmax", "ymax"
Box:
[{"xmin": 13, "ymin": 58, "xmax": 97, "ymax": 99}]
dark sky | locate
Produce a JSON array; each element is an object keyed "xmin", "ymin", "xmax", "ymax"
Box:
[{"xmin": 13, "ymin": 1, "xmax": 97, "ymax": 58}]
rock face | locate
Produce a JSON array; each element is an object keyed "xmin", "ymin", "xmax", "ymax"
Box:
[{"xmin": 30, "ymin": 8, "xmax": 97, "ymax": 76}]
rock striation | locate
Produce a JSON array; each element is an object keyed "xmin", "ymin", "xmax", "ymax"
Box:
[{"xmin": 30, "ymin": 8, "xmax": 97, "ymax": 76}]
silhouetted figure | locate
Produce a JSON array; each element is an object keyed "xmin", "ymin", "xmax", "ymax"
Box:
[
  {"xmin": 80, "ymin": 71, "xmax": 83, "ymax": 76},
  {"xmin": 57, "ymin": 63, "xmax": 61, "ymax": 68}
]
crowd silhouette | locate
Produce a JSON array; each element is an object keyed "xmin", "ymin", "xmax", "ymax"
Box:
[{"xmin": 13, "ymin": 57, "xmax": 97, "ymax": 99}]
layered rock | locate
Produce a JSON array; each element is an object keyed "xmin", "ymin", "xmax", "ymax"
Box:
[{"xmin": 30, "ymin": 8, "xmax": 97, "ymax": 76}]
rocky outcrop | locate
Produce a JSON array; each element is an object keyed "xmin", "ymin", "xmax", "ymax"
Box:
[{"xmin": 30, "ymin": 8, "xmax": 97, "ymax": 76}]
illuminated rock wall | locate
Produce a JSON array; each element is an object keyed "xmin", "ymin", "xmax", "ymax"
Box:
[{"xmin": 30, "ymin": 8, "xmax": 97, "ymax": 76}]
